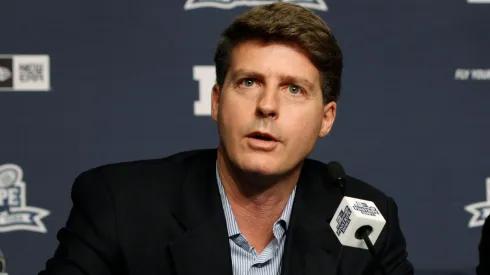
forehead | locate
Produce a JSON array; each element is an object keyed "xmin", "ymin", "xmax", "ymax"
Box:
[{"xmin": 227, "ymin": 40, "xmax": 321, "ymax": 86}]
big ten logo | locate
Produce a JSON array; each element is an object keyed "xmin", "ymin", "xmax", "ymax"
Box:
[{"xmin": 193, "ymin": 66, "xmax": 215, "ymax": 116}]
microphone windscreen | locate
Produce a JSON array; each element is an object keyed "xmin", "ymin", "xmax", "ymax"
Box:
[{"xmin": 327, "ymin": 161, "xmax": 346, "ymax": 180}]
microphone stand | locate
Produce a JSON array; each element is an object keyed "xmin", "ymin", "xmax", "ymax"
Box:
[
  {"xmin": 357, "ymin": 227, "xmax": 388, "ymax": 275},
  {"xmin": 329, "ymin": 163, "xmax": 389, "ymax": 275}
]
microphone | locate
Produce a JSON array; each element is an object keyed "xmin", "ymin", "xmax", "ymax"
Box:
[
  {"xmin": 0, "ymin": 248, "xmax": 7, "ymax": 275},
  {"xmin": 327, "ymin": 161, "xmax": 346, "ymax": 196},
  {"xmin": 327, "ymin": 161, "xmax": 388, "ymax": 275}
]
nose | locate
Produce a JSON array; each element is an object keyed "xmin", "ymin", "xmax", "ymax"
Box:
[{"xmin": 256, "ymin": 86, "xmax": 279, "ymax": 119}]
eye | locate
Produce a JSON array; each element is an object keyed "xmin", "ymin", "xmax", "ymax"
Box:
[
  {"xmin": 239, "ymin": 79, "xmax": 256, "ymax": 88},
  {"xmin": 288, "ymin": 85, "xmax": 303, "ymax": 94}
]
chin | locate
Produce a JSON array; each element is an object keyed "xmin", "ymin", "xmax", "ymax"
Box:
[{"xmin": 237, "ymin": 152, "xmax": 285, "ymax": 176}]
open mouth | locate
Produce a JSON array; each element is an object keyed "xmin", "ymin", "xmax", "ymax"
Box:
[{"xmin": 247, "ymin": 132, "xmax": 277, "ymax": 142}]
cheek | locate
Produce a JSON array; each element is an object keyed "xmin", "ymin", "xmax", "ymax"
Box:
[
  {"xmin": 301, "ymin": 120, "xmax": 318, "ymax": 138},
  {"xmin": 219, "ymin": 94, "xmax": 250, "ymax": 133},
  {"xmin": 286, "ymin": 113, "xmax": 322, "ymax": 141}
]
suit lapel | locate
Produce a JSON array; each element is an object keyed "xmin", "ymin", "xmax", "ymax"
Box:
[
  {"xmin": 281, "ymin": 160, "xmax": 344, "ymax": 275},
  {"xmin": 167, "ymin": 150, "xmax": 343, "ymax": 275},
  {"xmin": 169, "ymin": 150, "xmax": 233, "ymax": 275}
]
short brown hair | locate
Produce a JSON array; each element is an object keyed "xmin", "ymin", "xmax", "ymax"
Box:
[{"xmin": 213, "ymin": 2, "xmax": 343, "ymax": 103}]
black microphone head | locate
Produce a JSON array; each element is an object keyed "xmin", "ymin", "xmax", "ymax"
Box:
[{"xmin": 327, "ymin": 161, "xmax": 346, "ymax": 181}]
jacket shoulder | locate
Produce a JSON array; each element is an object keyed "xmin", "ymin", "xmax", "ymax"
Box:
[
  {"xmin": 72, "ymin": 148, "xmax": 216, "ymax": 196},
  {"xmin": 81, "ymin": 148, "xmax": 213, "ymax": 175}
]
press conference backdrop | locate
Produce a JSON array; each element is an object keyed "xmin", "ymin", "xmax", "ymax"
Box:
[{"xmin": 0, "ymin": 0, "xmax": 489, "ymax": 274}]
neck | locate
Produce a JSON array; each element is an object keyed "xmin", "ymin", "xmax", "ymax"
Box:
[{"xmin": 216, "ymin": 145, "xmax": 301, "ymax": 219}]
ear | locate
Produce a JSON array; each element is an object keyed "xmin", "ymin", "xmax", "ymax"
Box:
[
  {"xmin": 211, "ymin": 83, "xmax": 221, "ymax": 122},
  {"xmin": 319, "ymin": 101, "xmax": 337, "ymax": 138}
]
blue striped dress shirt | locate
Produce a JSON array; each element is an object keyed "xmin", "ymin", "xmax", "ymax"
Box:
[{"xmin": 216, "ymin": 164, "xmax": 297, "ymax": 275}]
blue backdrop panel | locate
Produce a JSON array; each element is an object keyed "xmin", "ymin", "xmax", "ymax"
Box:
[{"xmin": 0, "ymin": 1, "xmax": 489, "ymax": 274}]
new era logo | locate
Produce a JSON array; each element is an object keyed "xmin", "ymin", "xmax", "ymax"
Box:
[
  {"xmin": 0, "ymin": 59, "xmax": 13, "ymax": 88},
  {"xmin": 0, "ymin": 55, "xmax": 51, "ymax": 92}
]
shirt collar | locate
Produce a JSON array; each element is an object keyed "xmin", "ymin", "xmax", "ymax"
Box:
[{"xmin": 215, "ymin": 161, "xmax": 297, "ymax": 237}]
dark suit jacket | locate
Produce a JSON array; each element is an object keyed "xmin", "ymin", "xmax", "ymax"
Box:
[
  {"xmin": 39, "ymin": 149, "xmax": 414, "ymax": 275},
  {"xmin": 478, "ymin": 216, "xmax": 490, "ymax": 274}
]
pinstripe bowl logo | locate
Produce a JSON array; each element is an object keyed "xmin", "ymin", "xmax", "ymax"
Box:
[
  {"xmin": 465, "ymin": 178, "xmax": 490, "ymax": 228},
  {"xmin": 184, "ymin": 0, "xmax": 328, "ymax": 11},
  {"xmin": 0, "ymin": 164, "xmax": 50, "ymax": 233}
]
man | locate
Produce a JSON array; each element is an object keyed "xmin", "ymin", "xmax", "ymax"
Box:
[
  {"xmin": 478, "ymin": 216, "xmax": 490, "ymax": 274},
  {"xmin": 39, "ymin": 3, "xmax": 413, "ymax": 275}
]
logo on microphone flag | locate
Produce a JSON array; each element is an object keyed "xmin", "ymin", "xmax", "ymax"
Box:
[
  {"xmin": 465, "ymin": 177, "xmax": 490, "ymax": 228},
  {"xmin": 353, "ymin": 201, "xmax": 381, "ymax": 217},
  {"xmin": 0, "ymin": 164, "xmax": 50, "ymax": 233},
  {"xmin": 335, "ymin": 205, "xmax": 352, "ymax": 236},
  {"xmin": 184, "ymin": 0, "xmax": 328, "ymax": 11}
]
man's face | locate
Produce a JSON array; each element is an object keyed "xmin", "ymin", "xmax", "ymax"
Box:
[{"xmin": 212, "ymin": 40, "xmax": 336, "ymax": 177}]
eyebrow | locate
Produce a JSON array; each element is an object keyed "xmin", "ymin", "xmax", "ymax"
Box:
[{"xmin": 230, "ymin": 69, "xmax": 315, "ymax": 90}]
